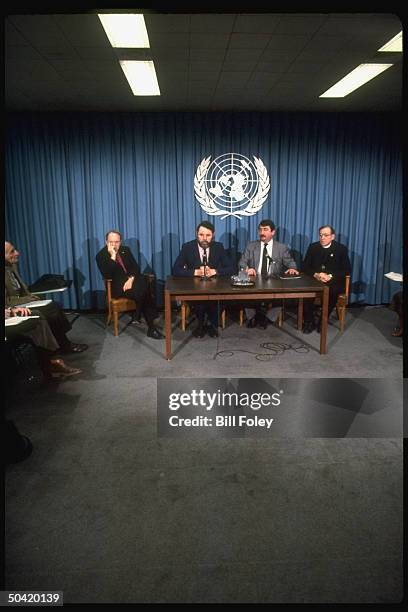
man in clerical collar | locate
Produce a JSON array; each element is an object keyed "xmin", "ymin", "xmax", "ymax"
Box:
[{"xmin": 302, "ymin": 225, "xmax": 351, "ymax": 333}]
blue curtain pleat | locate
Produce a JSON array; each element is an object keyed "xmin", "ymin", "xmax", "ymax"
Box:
[{"xmin": 5, "ymin": 112, "xmax": 402, "ymax": 309}]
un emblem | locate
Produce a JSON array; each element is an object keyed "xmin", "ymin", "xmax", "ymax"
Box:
[{"xmin": 194, "ymin": 153, "xmax": 270, "ymax": 219}]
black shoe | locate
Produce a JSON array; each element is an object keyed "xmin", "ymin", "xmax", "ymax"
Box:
[
  {"xmin": 246, "ymin": 316, "xmax": 257, "ymax": 329},
  {"xmin": 192, "ymin": 324, "xmax": 206, "ymax": 338},
  {"xmin": 147, "ymin": 327, "xmax": 164, "ymax": 339},
  {"xmin": 303, "ymin": 321, "xmax": 315, "ymax": 334},
  {"xmin": 256, "ymin": 315, "xmax": 268, "ymax": 329},
  {"xmin": 61, "ymin": 342, "xmax": 89, "ymax": 354},
  {"xmin": 206, "ymin": 324, "xmax": 219, "ymax": 338}
]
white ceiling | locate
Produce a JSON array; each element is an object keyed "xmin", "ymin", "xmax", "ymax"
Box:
[{"xmin": 5, "ymin": 11, "xmax": 403, "ymax": 112}]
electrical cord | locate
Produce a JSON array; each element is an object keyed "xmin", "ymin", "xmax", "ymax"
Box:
[
  {"xmin": 213, "ymin": 301, "xmax": 310, "ymax": 360},
  {"xmin": 215, "ymin": 341, "xmax": 310, "ymax": 361}
]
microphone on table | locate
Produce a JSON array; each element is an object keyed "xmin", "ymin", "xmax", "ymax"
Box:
[{"xmin": 201, "ymin": 249, "xmax": 209, "ymax": 281}]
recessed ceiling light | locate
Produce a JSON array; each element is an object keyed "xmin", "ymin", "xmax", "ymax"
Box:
[
  {"xmin": 319, "ymin": 63, "xmax": 393, "ymax": 98},
  {"xmin": 120, "ymin": 61, "xmax": 160, "ymax": 96},
  {"xmin": 378, "ymin": 31, "xmax": 402, "ymax": 52},
  {"xmin": 98, "ymin": 14, "xmax": 150, "ymax": 48}
]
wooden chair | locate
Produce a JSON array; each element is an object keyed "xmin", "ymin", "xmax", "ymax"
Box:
[
  {"xmin": 180, "ymin": 302, "xmax": 283, "ymax": 330},
  {"xmin": 335, "ymin": 274, "xmax": 351, "ymax": 332},
  {"xmin": 239, "ymin": 302, "xmax": 284, "ymax": 327},
  {"xmin": 297, "ymin": 274, "xmax": 350, "ymax": 332},
  {"xmin": 105, "ymin": 274, "xmax": 155, "ymax": 337}
]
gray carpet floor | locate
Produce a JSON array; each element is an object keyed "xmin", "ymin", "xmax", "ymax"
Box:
[{"xmin": 5, "ymin": 305, "xmax": 403, "ymax": 603}]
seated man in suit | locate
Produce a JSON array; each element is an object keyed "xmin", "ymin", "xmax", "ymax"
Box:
[
  {"xmin": 5, "ymin": 241, "xmax": 88, "ymax": 354},
  {"xmin": 302, "ymin": 225, "xmax": 352, "ymax": 333},
  {"xmin": 172, "ymin": 221, "xmax": 234, "ymax": 338},
  {"xmin": 239, "ymin": 219, "xmax": 299, "ymax": 328},
  {"xmin": 96, "ymin": 230, "xmax": 163, "ymax": 339}
]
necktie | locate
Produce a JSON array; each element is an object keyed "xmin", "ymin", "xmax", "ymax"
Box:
[
  {"xmin": 261, "ymin": 243, "xmax": 268, "ymax": 276},
  {"xmin": 116, "ymin": 253, "xmax": 128, "ymax": 274}
]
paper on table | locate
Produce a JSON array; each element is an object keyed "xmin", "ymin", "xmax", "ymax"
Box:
[
  {"xmin": 5, "ymin": 315, "xmax": 40, "ymax": 326},
  {"xmin": 18, "ymin": 299, "xmax": 52, "ymax": 308},
  {"xmin": 384, "ymin": 272, "xmax": 403, "ymax": 282},
  {"xmin": 279, "ymin": 275, "xmax": 302, "ymax": 280}
]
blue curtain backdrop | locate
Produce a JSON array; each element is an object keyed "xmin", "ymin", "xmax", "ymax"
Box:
[{"xmin": 5, "ymin": 112, "xmax": 402, "ymax": 310}]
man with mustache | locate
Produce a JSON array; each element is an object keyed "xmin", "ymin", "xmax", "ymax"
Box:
[{"xmin": 239, "ymin": 219, "xmax": 299, "ymax": 328}]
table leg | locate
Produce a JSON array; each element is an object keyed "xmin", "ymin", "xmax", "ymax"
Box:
[
  {"xmin": 164, "ymin": 290, "xmax": 172, "ymax": 360},
  {"xmin": 297, "ymin": 298, "xmax": 303, "ymax": 330},
  {"xmin": 320, "ymin": 286, "xmax": 329, "ymax": 354}
]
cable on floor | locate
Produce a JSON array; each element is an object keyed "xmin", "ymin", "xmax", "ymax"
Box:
[{"xmin": 215, "ymin": 341, "xmax": 310, "ymax": 361}]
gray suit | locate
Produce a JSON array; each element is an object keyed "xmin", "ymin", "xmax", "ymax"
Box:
[
  {"xmin": 238, "ymin": 240, "xmax": 296, "ymax": 276},
  {"xmin": 238, "ymin": 240, "xmax": 297, "ymax": 323}
]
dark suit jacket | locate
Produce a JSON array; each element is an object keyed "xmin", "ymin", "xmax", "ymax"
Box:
[
  {"xmin": 96, "ymin": 245, "xmax": 142, "ymax": 298},
  {"xmin": 173, "ymin": 240, "xmax": 234, "ymax": 277},
  {"xmin": 302, "ymin": 241, "xmax": 351, "ymax": 289}
]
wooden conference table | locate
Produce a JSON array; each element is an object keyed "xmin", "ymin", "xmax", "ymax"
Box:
[{"xmin": 164, "ymin": 275, "xmax": 329, "ymax": 360}]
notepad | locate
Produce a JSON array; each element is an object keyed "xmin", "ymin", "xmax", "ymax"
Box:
[
  {"xmin": 31, "ymin": 287, "xmax": 68, "ymax": 295},
  {"xmin": 18, "ymin": 299, "xmax": 52, "ymax": 308},
  {"xmin": 5, "ymin": 315, "xmax": 40, "ymax": 326}
]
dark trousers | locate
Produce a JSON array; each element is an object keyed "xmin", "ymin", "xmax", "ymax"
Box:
[
  {"xmin": 13, "ymin": 317, "xmax": 59, "ymax": 352},
  {"xmin": 123, "ymin": 276, "xmax": 158, "ymax": 328},
  {"xmin": 194, "ymin": 303, "xmax": 219, "ymax": 328},
  {"xmin": 244, "ymin": 301, "xmax": 272, "ymax": 319},
  {"xmin": 303, "ymin": 282, "xmax": 342, "ymax": 323},
  {"xmin": 36, "ymin": 301, "xmax": 72, "ymax": 349}
]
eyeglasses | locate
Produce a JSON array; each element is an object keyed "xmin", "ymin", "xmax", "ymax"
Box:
[{"xmin": 319, "ymin": 233, "xmax": 332, "ymax": 238}]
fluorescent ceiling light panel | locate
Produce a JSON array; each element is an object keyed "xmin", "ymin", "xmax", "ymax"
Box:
[
  {"xmin": 98, "ymin": 14, "xmax": 150, "ymax": 48},
  {"xmin": 319, "ymin": 63, "xmax": 393, "ymax": 98},
  {"xmin": 378, "ymin": 31, "xmax": 402, "ymax": 52},
  {"xmin": 120, "ymin": 61, "xmax": 160, "ymax": 95}
]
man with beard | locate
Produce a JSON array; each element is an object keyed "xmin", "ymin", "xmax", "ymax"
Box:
[{"xmin": 172, "ymin": 221, "xmax": 234, "ymax": 338}]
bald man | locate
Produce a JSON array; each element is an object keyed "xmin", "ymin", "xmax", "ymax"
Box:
[{"xmin": 5, "ymin": 241, "xmax": 88, "ymax": 354}]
